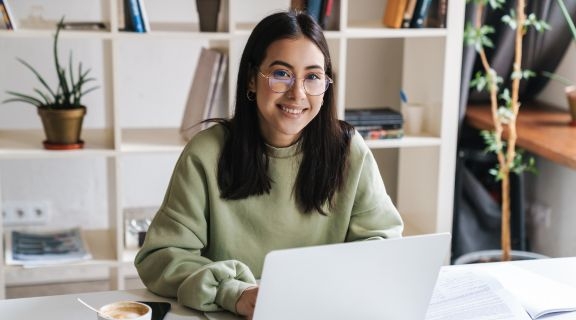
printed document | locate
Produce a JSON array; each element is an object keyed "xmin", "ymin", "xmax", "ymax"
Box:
[{"xmin": 427, "ymin": 264, "xmax": 576, "ymax": 320}]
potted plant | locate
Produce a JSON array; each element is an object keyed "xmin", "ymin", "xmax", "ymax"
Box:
[
  {"xmin": 3, "ymin": 17, "xmax": 98, "ymax": 150},
  {"xmin": 462, "ymin": 0, "xmax": 547, "ymax": 262}
]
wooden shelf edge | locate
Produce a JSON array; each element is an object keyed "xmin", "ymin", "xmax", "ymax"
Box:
[{"xmin": 466, "ymin": 104, "xmax": 576, "ymax": 170}]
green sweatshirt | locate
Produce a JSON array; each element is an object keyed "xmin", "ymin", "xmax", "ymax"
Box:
[{"xmin": 134, "ymin": 124, "xmax": 404, "ymax": 314}]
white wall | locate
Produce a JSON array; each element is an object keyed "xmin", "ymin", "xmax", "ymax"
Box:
[{"xmin": 527, "ymin": 43, "xmax": 576, "ymax": 258}]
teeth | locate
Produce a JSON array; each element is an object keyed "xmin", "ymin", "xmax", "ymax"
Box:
[{"xmin": 281, "ymin": 105, "xmax": 304, "ymax": 114}]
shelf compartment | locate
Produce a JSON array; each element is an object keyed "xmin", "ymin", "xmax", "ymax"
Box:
[
  {"xmin": 0, "ymin": 129, "xmax": 115, "ymax": 158},
  {"xmin": 4, "ymin": 229, "xmax": 118, "ymax": 286}
]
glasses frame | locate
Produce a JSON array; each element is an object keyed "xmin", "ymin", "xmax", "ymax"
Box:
[{"xmin": 257, "ymin": 70, "xmax": 333, "ymax": 96}]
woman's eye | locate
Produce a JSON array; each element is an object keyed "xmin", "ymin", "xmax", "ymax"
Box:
[
  {"xmin": 271, "ymin": 70, "xmax": 292, "ymax": 79},
  {"xmin": 306, "ymin": 73, "xmax": 322, "ymax": 80}
]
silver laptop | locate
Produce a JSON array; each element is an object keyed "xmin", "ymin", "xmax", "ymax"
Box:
[{"xmin": 252, "ymin": 233, "xmax": 451, "ymax": 320}]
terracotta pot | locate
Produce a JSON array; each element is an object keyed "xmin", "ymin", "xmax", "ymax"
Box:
[
  {"xmin": 564, "ymin": 85, "xmax": 576, "ymax": 126},
  {"xmin": 37, "ymin": 106, "xmax": 86, "ymax": 149}
]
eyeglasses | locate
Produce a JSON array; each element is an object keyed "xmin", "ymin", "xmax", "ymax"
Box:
[{"xmin": 258, "ymin": 69, "xmax": 333, "ymax": 96}]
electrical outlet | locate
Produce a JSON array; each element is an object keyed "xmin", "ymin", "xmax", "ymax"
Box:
[{"xmin": 2, "ymin": 201, "xmax": 51, "ymax": 226}]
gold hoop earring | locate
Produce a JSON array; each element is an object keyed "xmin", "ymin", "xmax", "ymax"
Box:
[{"xmin": 247, "ymin": 91, "xmax": 256, "ymax": 102}]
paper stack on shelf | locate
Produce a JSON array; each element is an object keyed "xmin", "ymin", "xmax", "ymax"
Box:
[{"xmin": 5, "ymin": 227, "xmax": 92, "ymax": 266}]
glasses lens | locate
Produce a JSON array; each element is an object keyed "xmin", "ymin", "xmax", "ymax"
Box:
[
  {"xmin": 304, "ymin": 78, "xmax": 329, "ymax": 96},
  {"xmin": 268, "ymin": 70, "xmax": 293, "ymax": 93}
]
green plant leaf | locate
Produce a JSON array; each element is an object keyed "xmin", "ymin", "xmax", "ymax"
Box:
[{"xmin": 4, "ymin": 91, "xmax": 45, "ymax": 106}]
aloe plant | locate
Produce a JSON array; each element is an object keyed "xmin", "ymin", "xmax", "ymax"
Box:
[{"xmin": 3, "ymin": 17, "xmax": 99, "ymax": 109}]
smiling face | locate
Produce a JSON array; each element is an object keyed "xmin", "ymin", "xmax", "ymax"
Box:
[{"xmin": 250, "ymin": 36, "xmax": 327, "ymax": 147}]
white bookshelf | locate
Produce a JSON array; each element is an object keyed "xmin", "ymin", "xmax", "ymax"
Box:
[{"xmin": 0, "ymin": 0, "xmax": 465, "ymax": 298}]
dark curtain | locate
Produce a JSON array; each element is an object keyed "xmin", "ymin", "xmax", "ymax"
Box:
[
  {"xmin": 453, "ymin": 0, "xmax": 576, "ymax": 261},
  {"xmin": 459, "ymin": 0, "xmax": 576, "ymax": 125}
]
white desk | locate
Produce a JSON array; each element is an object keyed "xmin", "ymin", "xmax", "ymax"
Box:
[{"xmin": 1, "ymin": 257, "xmax": 575, "ymax": 319}]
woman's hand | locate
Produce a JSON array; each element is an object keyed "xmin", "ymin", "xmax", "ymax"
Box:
[{"xmin": 236, "ymin": 286, "xmax": 259, "ymax": 320}]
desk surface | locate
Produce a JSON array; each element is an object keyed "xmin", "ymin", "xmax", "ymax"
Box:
[
  {"xmin": 1, "ymin": 257, "xmax": 575, "ymax": 319},
  {"xmin": 466, "ymin": 104, "xmax": 576, "ymax": 169}
]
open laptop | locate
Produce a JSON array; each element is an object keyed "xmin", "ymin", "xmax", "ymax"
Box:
[{"xmin": 252, "ymin": 233, "xmax": 451, "ymax": 320}]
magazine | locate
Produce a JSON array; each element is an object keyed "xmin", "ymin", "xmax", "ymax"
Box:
[{"xmin": 5, "ymin": 227, "xmax": 92, "ymax": 266}]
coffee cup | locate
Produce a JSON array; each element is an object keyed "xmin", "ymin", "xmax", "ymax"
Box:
[{"xmin": 98, "ymin": 301, "xmax": 151, "ymax": 320}]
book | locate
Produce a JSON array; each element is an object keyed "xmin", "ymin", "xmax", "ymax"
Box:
[
  {"xmin": 345, "ymin": 107, "xmax": 404, "ymax": 127},
  {"xmin": 180, "ymin": 47, "xmax": 224, "ymax": 141},
  {"xmin": 124, "ymin": 0, "xmax": 145, "ymax": 32},
  {"xmin": 306, "ymin": 0, "xmax": 323, "ymax": 24},
  {"xmin": 321, "ymin": 0, "xmax": 340, "ymax": 30},
  {"xmin": 206, "ymin": 52, "xmax": 228, "ymax": 120},
  {"xmin": 5, "ymin": 227, "xmax": 92, "ymax": 266},
  {"xmin": 428, "ymin": 265, "xmax": 576, "ymax": 319},
  {"xmin": 0, "ymin": 0, "xmax": 15, "ymax": 30},
  {"xmin": 290, "ymin": 0, "xmax": 306, "ymax": 11},
  {"xmin": 409, "ymin": 0, "xmax": 433, "ymax": 28},
  {"xmin": 358, "ymin": 128, "xmax": 404, "ymax": 140},
  {"xmin": 117, "ymin": 0, "xmax": 126, "ymax": 30},
  {"xmin": 425, "ymin": 0, "xmax": 447, "ymax": 28},
  {"xmin": 401, "ymin": 0, "xmax": 418, "ymax": 28},
  {"xmin": 0, "ymin": 3, "xmax": 9, "ymax": 30},
  {"xmin": 61, "ymin": 22, "xmax": 107, "ymax": 31},
  {"xmin": 137, "ymin": 0, "xmax": 150, "ymax": 32},
  {"xmin": 382, "ymin": 0, "xmax": 409, "ymax": 29}
]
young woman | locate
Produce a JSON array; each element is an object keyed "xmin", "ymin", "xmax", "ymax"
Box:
[{"xmin": 135, "ymin": 10, "xmax": 403, "ymax": 319}]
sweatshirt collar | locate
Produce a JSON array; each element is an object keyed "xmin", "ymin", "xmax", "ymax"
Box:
[{"xmin": 265, "ymin": 140, "xmax": 302, "ymax": 158}]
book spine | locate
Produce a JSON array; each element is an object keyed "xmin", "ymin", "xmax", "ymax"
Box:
[
  {"xmin": 424, "ymin": 0, "xmax": 447, "ymax": 28},
  {"xmin": 306, "ymin": 0, "xmax": 323, "ymax": 24},
  {"xmin": 410, "ymin": 0, "xmax": 433, "ymax": 28},
  {"xmin": 117, "ymin": 0, "xmax": 126, "ymax": 30},
  {"xmin": 1, "ymin": 0, "xmax": 15, "ymax": 30},
  {"xmin": 127, "ymin": 0, "xmax": 145, "ymax": 32},
  {"xmin": 382, "ymin": 0, "xmax": 409, "ymax": 29},
  {"xmin": 0, "ymin": 4, "xmax": 9, "ymax": 29},
  {"xmin": 290, "ymin": 0, "xmax": 306, "ymax": 11},
  {"xmin": 137, "ymin": 0, "xmax": 150, "ymax": 32},
  {"xmin": 401, "ymin": 0, "xmax": 418, "ymax": 28},
  {"xmin": 208, "ymin": 53, "xmax": 228, "ymax": 120}
]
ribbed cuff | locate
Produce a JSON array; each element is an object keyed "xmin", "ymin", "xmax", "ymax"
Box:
[{"xmin": 215, "ymin": 278, "xmax": 256, "ymax": 314}]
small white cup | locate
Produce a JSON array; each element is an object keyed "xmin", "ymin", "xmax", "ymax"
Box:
[
  {"xmin": 98, "ymin": 301, "xmax": 152, "ymax": 320},
  {"xmin": 403, "ymin": 103, "xmax": 425, "ymax": 135}
]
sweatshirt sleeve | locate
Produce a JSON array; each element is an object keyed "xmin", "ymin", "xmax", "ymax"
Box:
[
  {"xmin": 134, "ymin": 137, "xmax": 257, "ymax": 313},
  {"xmin": 346, "ymin": 134, "xmax": 404, "ymax": 241}
]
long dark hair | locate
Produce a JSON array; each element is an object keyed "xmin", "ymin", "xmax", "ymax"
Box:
[{"xmin": 216, "ymin": 11, "xmax": 353, "ymax": 214}]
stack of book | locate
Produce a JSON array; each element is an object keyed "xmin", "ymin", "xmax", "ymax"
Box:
[{"xmin": 345, "ymin": 107, "xmax": 404, "ymax": 140}]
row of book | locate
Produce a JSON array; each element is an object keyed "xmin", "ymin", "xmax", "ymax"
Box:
[
  {"xmin": 345, "ymin": 107, "xmax": 404, "ymax": 140},
  {"xmin": 0, "ymin": 0, "xmax": 15, "ymax": 30},
  {"xmin": 180, "ymin": 47, "xmax": 228, "ymax": 141},
  {"xmin": 383, "ymin": 0, "xmax": 447, "ymax": 29},
  {"xmin": 291, "ymin": 0, "xmax": 337, "ymax": 30}
]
